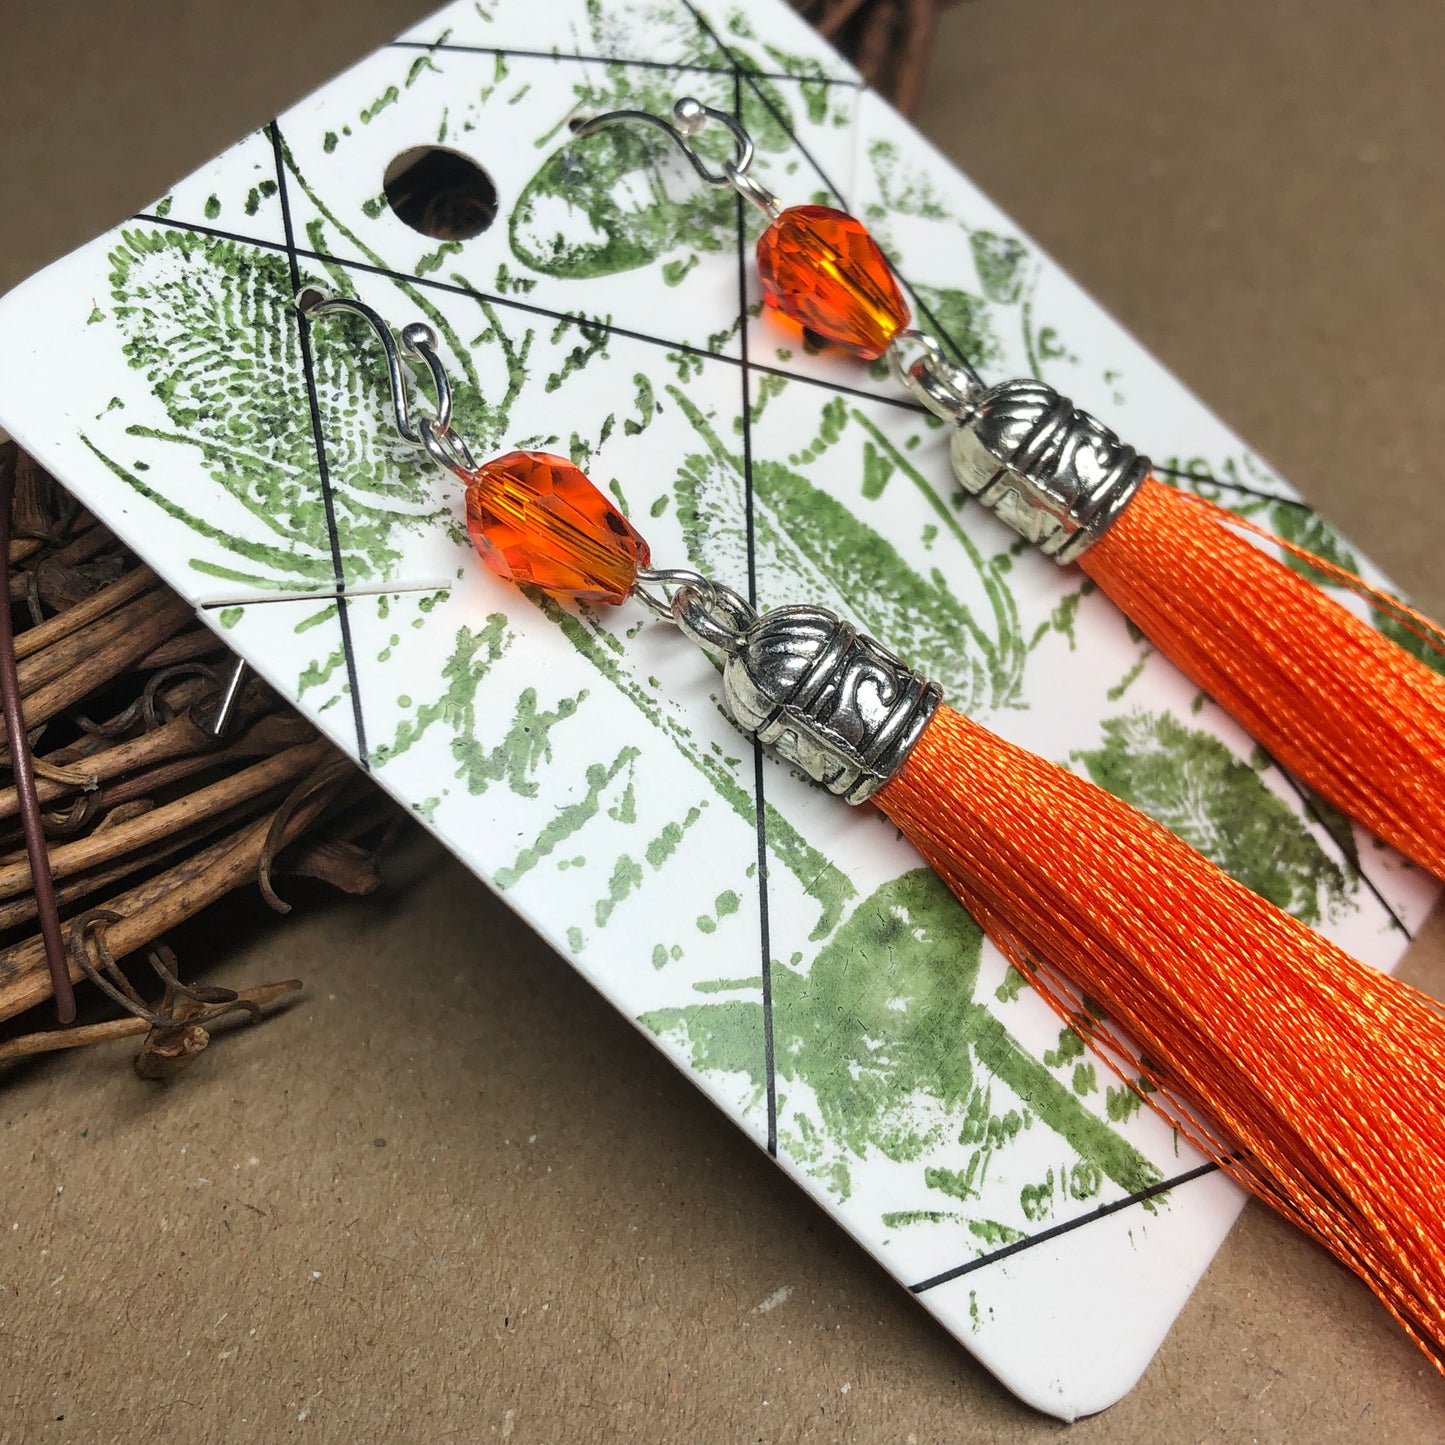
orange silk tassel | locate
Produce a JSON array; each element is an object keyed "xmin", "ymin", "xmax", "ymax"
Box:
[
  {"xmin": 1079, "ymin": 476, "xmax": 1445, "ymax": 878},
  {"xmin": 876, "ymin": 702, "xmax": 1445, "ymax": 1369}
]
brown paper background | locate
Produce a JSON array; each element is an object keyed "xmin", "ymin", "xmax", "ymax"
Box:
[{"xmin": 3, "ymin": 2, "xmax": 1444, "ymax": 1439}]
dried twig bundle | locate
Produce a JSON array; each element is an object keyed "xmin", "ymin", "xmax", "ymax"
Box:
[{"xmin": 0, "ymin": 440, "xmax": 398, "ymax": 1076}]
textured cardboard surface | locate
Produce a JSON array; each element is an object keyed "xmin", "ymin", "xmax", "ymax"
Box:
[{"xmin": 2, "ymin": 1, "xmax": 1444, "ymax": 1439}]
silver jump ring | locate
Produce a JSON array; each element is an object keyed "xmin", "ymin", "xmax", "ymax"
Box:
[
  {"xmin": 886, "ymin": 328, "xmax": 986, "ymax": 424},
  {"xmin": 633, "ymin": 566, "xmax": 710, "ymax": 620},
  {"xmin": 419, "ymin": 417, "xmax": 477, "ymax": 481},
  {"xmin": 671, "ymin": 581, "xmax": 757, "ymax": 656},
  {"xmin": 634, "ymin": 568, "xmax": 757, "ymax": 655}
]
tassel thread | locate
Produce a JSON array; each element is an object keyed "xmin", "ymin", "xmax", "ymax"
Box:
[
  {"xmin": 1080, "ymin": 476, "xmax": 1445, "ymax": 878},
  {"xmin": 876, "ymin": 702, "xmax": 1445, "ymax": 1368}
]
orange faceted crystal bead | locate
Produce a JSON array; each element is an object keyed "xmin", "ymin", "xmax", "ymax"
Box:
[
  {"xmin": 755, "ymin": 205, "xmax": 911, "ymax": 360},
  {"xmin": 464, "ymin": 450, "xmax": 650, "ymax": 605}
]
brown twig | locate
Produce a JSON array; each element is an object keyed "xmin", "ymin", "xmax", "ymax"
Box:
[
  {"xmin": 894, "ymin": 0, "xmax": 942, "ymax": 116},
  {"xmin": 0, "ymin": 819, "xmax": 237, "ymax": 932},
  {"xmin": 9, "ymin": 522, "xmax": 114, "ymax": 602},
  {"xmin": 12, "ymin": 563, "xmax": 156, "ymax": 662},
  {"xmin": 816, "ymin": 0, "xmax": 872, "ymax": 39},
  {"xmin": 0, "ymin": 758, "xmax": 361, "ymax": 1017},
  {"xmin": 10, "ymin": 450, "xmax": 69, "ymax": 544},
  {"xmin": 0, "ymin": 457, "xmax": 71, "ymax": 1019},
  {"xmin": 0, "ymin": 709, "xmax": 308, "ymax": 824},
  {"xmin": 15, "ymin": 589, "xmax": 189, "ymax": 701},
  {"xmin": 134, "ymin": 625, "xmax": 226, "ymax": 672},
  {"xmin": 0, "ymin": 977, "xmax": 301, "ymax": 1065},
  {"xmin": 45, "ymin": 673, "xmax": 215, "ymax": 757},
  {"xmin": 8, "ymin": 593, "xmax": 191, "ymax": 737},
  {"xmin": 855, "ymin": 0, "xmax": 900, "ymax": 90},
  {"xmin": 798, "ymin": 0, "xmax": 961, "ymax": 113},
  {"xmin": 0, "ymin": 740, "xmax": 331, "ymax": 902},
  {"xmin": 44, "ymin": 717, "xmax": 311, "ymax": 821}
]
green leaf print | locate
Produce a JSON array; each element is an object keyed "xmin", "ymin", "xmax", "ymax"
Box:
[
  {"xmin": 644, "ymin": 868, "xmax": 1162, "ymax": 1212},
  {"xmin": 1179, "ymin": 467, "xmax": 1445, "ymax": 675},
  {"xmin": 1074, "ymin": 712, "xmax": 1354, "ymax": 925},
  {"xmin": 102, "ymin": 228, "xmax": 450, "ymax": 590},
  {"xmin": 97, "ymin": 115, "xmax": 548, "ymax": 595},
  {"xmin": 968, "ymin": 232, "xmax": 1030, "ymax": 306},
  {"xmin": 861, "ymin": 140, "xmax": 1027, "ymax": 364},
  {"xmin": 105, "ymin": 229, "xmax": 445, "ymax": 587},
  {"xmin": 511, "ymin": 114, "xmax": 736, "ymax": 279},
  {"xmin": 1301, "ymin": 786, "xmax": 1362, "ymax": 875},
  {"xmin": 670, "ymin": 389, "xmax": 1028, "ymax": 716},
  {"xmin": 276, "ymin": 131, "xmax": 534, "ymax": 464},
  {"xmin": 535, "ymin": 593, "xmax": 857, "ymax": 940},
  {"xmin": 1371, "ymin": 606, "xmax": 1445, "ymax": 678},
  {"xmin": 910, "ymin": 283, "xmax": 1001, "ymax": 374},
  {"xmin": 368, "ymin": 612, "xmax": 589, "ymax": 799},
  {"xmin": 1268, "ymin": 501, "xmax": 1359, "ymax": 588},
  {"xmin": 509, "ymin": 7, "xmax": 801, "ymax": 281}
]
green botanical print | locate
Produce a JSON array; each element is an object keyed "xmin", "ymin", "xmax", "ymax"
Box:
[
  {"xmin": 534, "ymin": 593, "xmax": 858, "ymax": 940},
  {"xmin": 672, "ymin": 389, "xmax": 1029, "ymax": 714},
  {"xmin": 510, "ymin": 3, "xmax": 800, "ymax": 282},
  {"xmin": 731, "ymin": 25, "xmax": 843, "ymax": 128},
  {"xmin": 496, "ymin": 745, "xmax": 641, "ymax": 891},
  {"xmin": 910, "ymin": 283, "xmax": 1002, "ymax": 374},
  {"xmin": 1372, "ymin": 606, "xmax": 1445, "ymax": 678},
  {"xmin": 1074, "ymin": 712, "xmax": 1354, "ymax": 924},
  {"xmin": 366, "ymin": 613, "xmax": 600, "ymax": 800},
  {"xmin": 644, "ymin": 868, "xmax": 1162, "ymax": 1217},
  {"xmin": 1268, "ymin": 499, "xmax": 1445, "ymax": 680},
  {"xmin": 861, "ymin": 139, "xmax": 1019, "ymax": 370},
  {"xmin": 1302, "ymin": 787, "xmax": 1363, "ymax": 875},
  {"xmin": 511, "ymin": 108, "xmax": 737, "ymax": 280},
  {"xmin": 1268, "ymin": 494, "xmax": 1445, "ymax": 678},
  {"xmin": 99, "ymin": 229, "xmax": 444, "ymax": 590},
  {"xmin": 1269, "ymin": 500, "xmax": 1360, "ymax": 588},
  {"xmin": 969, "ymin": 232, "xmax": 1030, "ymax": 306},
  {"xmin": 275, "ymin": 130, "xmax": 538, "ymax": 459},
  {"xmin": 93, "ymin": 211, "xmax": 534, "ymax": 592}
]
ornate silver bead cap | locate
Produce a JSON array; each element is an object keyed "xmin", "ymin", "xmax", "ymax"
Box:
[
  {"xmin": 717, "ymin": 605, "xmax": 942, "ymax": 804},
  {"xmin": 949, "ymin": 378, "xmax": 1150, "ymax": 564}
]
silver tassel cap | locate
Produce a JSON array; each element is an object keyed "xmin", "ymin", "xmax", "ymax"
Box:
[
  {"xmin": 949, "ymin": 377, "xmax": 1150, "ymax": 564},
  {"xmin": 715, "ymin": 604, "xmax": 940, "ymax": 804},
  {"xmin": 635, "ymin": 575, "xmax": 942, "ymax": 804}
]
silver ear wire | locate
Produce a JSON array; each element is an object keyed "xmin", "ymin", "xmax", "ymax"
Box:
[
  {"xmin": 570, "ymin": 96, "xmax": 782, "ymax": 218},
  {"xmin": 295, "ymin": 287, "xmax": 477, "ymax": 479}
]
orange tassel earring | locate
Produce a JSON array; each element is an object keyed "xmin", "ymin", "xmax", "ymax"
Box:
[
  {"xmin": 1077, "ymin": 479, "xmax": 1445, "ymax": 877},
  {"xmin": 305, "ymin": 285, "xmax": 1445, "ymax": 1371},
  {"xmin": 572, "ymin": 99, "xmax": 1445, "ymax": 882}
]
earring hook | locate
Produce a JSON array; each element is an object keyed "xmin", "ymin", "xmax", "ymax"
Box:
[
  {"xmin": 295, "ymin": 287, "xmax": 477, "ymax": 478},
  {"xmin": 570, "ymin": 96, "xmax": 782, "ymax": 218}
]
